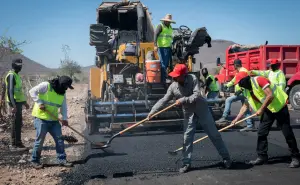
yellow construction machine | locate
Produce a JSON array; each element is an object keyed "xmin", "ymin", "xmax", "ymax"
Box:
[{"xmin": 85, "ymin": 0, "xmax": 220, "ymax": 135}]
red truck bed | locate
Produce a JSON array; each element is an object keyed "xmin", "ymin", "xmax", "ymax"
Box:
[{"xmin": 218, "ymin": 45, "xmax": 300, "ymax": 83}]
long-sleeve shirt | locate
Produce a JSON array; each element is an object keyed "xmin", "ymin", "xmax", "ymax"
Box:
[
  {"xmin": 149, "ymin": 74, "xmax": 202, "ymax": 115},
  {"xmin": 29, "ymin": 81, "xmax": 68, "ymax": 120},
  {"xmin": 154, "ymin": 24, "xmax": 163, "ymax": 46},
  {"xmin": 5, "ymin": 73, "xmax": 21, "ymax": 107},
  {"xmin": 251, "ymin": 69, "xmax": 286, "ymax": 91}
]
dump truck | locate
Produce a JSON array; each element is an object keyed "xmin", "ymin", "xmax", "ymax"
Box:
[
  {"xmin": 85, "ymin": 0, "xmax": 225, "ymax": 135},
  {"xmin": 216, "ymin": 44, "xmax": 300, "ymax": 110}
]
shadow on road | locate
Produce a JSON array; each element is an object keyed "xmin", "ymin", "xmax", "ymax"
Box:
[
  {"xmin": 71, "ymin": 151, "xmax": 128, "ymax": 165},
  {"xmin": 189, "ymin": 161, "xmax": 254, "ymax": 172}
]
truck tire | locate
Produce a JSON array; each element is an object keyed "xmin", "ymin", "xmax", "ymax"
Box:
[{"xmin": 289, "ymin": 84, "xmax": 300, "ymax": 110}]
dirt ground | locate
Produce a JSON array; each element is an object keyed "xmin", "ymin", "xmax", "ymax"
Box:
[{"xmin": 0, "ymin": 83, "xmax": 88, "ymax": 185}]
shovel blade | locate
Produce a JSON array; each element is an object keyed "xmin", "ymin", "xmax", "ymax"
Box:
[
  {"xmin": 167, "ymin": 151, "xmax": 178, "ymax": 156},
  {"xmin": 90, "ymin": 142, "xmax": 109, "ymax": 149}
]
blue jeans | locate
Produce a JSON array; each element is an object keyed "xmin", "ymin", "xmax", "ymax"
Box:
[
  {"xmin": 207, "ymin": 91, "xmax": 219, "ymax": 114},
  {"xmin": 31, "ymin": 118, "xmax": 66, "ymax": 163},
  {"xmin": 158, "ymin": 47, "xmax": 172, "ymax": 83},
  {"xmin": 223, "ymin": 95, "xmax": 253, "ymax": 127}
]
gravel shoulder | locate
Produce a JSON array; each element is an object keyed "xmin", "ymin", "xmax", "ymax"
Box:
[{"xmin": 0, "ymin": 83, "xmax": 88, "ymax": 185}]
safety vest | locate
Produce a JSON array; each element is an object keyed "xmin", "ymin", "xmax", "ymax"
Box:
[
  {"xmin": 206, "ymin": 74, "xmax": 219, "ymax": 92},
  {"xmin": 5, "ymin": 70, "xmax": 26, "ymax": 102},
  {"xmin": 227, "ymin": 67, "xmax": 249, "ymax": 92},
  {"xmin": 157, "ymin": 23, "xmax": 173, "ymax": 47},
  {"xmin": 251, "ymin": 69, "xmax": 286, "ymax": 90},
  {"xmin": 242, "ymin": 77, "xmax": 288, "ymax": 113},
  {"xmin": 32, "ymin": 82, "xmax": 65, "ymax": 121}
]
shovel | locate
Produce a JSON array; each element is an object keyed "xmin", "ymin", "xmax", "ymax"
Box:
[
  {"xmin": 95, "ymin": 102, "xmax": 177, "ymax": 149},
  {"xmin": 43, "ymin": 109, "xmax": 106, "ymax": 149},
  {"xmin": 168, "ymin": 114, "xmax": 257, "ymax": 155}
]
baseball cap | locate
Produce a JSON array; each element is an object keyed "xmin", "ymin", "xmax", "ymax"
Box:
[
  {"xmin": 234, "ymin": 59, "xmax": 242, "ymax": 66},
  {"xmin": 234, "ymin": 71, "xmax": 249, "ymax": 85},
  {"xmin": 168, "ymin": 64, "xmax": 188, "ymax": 78},
  {"xmin": 12, "ymin": 58, "xmax": 22, "ymax": 66},
  {"xmin": 270, "ymin": 59, "xmax": 279, "ymax": 65},
  {"xmin": 59, "ymin": 76, "xmax": 74, "ymax": 89}
]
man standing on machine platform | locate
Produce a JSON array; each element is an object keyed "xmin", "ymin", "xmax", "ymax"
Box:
[{"xmin": 154, "ymin": 14, "xmax": 175, "ymax": 83}]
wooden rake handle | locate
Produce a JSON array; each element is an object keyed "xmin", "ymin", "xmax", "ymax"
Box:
[
  {"xmin": 119, "ymin": 102, "xmax": 177, "ymax": 135},
  {"xmin": 43, "ymin": 109, "xmax": 94, "ymax": 143},
  {"xmin": 174, "ymin": 114, "xmax": 257, "ymax": 152}
]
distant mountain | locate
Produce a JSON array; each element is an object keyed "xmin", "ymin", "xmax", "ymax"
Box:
[
  {"xmin": 193, "ymin": 39, "xmax": 236, "ymax": 73},
  {"xmin": 0, "ymin": 50, "xmax": 53, "ymax": 75}
]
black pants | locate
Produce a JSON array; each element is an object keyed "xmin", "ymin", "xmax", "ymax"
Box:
[
  {"xmin": 257, "ymin": 105, "xmax": 299, "ymax": 157},
  {"xmin": 9, "ymin": 102, "xmax": 23, "ymax": 146}
]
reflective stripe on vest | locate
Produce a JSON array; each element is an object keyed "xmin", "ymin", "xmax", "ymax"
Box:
[
  {"xmin": 5, "ymin": 70, "xmax": 26, "ymax": 102},
  {"xmin": 32, "ymin": 83, "xmax": 64, "ymax": 121},
  {"xmin": 206, "ymin": 74, "xmax": 219, "ymax": 92},
  {"xmin": 269, "ymin": 70, "xmax": 286, "ymax": 90},
  {"xmin": 157, "ymin": 23, "xmax": 173, "ymax": 47},
  {"xmin": 243, "ymin": 77, "xmax": 288, "ymax": 113}
]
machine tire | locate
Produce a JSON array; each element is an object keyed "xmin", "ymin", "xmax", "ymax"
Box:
[{"xmin": 289, "ymin": 84, "xmax": 300, "ymax": 110}]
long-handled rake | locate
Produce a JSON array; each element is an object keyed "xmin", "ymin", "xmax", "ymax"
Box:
[
  {"xmin": 44, "ymin": 109, "xmax": 106, "ymax": 149},
  {"xmin": 93, "ymin": 102, "xmax": 178, "ymax": 149},
  {"xmin": 167, "ymin": 114, "xmax": 257, "ymax": 155}
]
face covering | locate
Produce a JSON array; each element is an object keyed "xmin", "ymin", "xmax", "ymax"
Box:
[
  {"xmin": 238, "ymin": 76, "xmax": 252, "ymax": 90},
  {"xmin": 13, "ymin": 66, "xmax": 22, "ymax": 73},
  {"xmin": 49, "ymin": 78, "xmax": 66, "ymax": 95},
  {"xmin": 271, "ymin": 64, "xmax": 279, "ymax": 71}
]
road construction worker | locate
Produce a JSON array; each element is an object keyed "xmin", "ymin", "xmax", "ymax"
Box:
[
  {"xmin": 154, "ymin": 14, "xmax": 175, "ymax": 83},
  {"xmin": 251, "ymin": 59, "xmax": 286, "ymax": 91},
  {"xmin": 5, "ymin": 58, "xmax": 30, "ymax": 151},
  {"xmin": 147, "ymin": 64, "xmax": 232, "ymax": 173},
  {"xmin": 29, "ymin": 76, "xmax": 74, "ymax": 169},
  {"xmin": 232, "ymin": 71, "xmax": 300, "ymax": 168},
  {"xmin": 215, "ymin": 59, "xmax": 255, "ymax": 132},
  {"xmin": 202, "ymin": 67, "xmax": 219, "ymax": 99},
  {"xmin": 201, "ymin": 67, "xmax": 219, "ymax": 114}
]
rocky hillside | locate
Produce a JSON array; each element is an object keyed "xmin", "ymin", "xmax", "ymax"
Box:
[
  {"xmin": 0, "ymin": 50, "xmax": 53, "ymax": 75},
  {"xmin": 194, "ymin": 39, "xmax": 236, "ymax": 73}
]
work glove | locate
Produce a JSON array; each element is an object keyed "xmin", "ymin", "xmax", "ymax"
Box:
[{"xmin": 234, "ymin": 90, "xmax": 242, "ymax": 96}]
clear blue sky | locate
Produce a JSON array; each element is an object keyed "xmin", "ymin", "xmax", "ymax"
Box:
[{"xmin": 1, "ymin": 0, "xmax": 299, "ymax": 68}]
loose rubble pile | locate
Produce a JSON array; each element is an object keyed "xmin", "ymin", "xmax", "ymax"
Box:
[{"xmin": 0, "ymin": 84, "xmax": 88, "ymax": 185}]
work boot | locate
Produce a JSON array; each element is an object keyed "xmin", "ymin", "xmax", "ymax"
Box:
[
  {"xmin": 179, "ymin": 164, "xmax": 191, "ymax": 173},
  {"xmin": 31, "ymin": 161, "xmax": 44, "ymax": 169},
  {"xmin": 215, "ymin": 117, "xmax": 228, "ymax": 123},
  {"xmin": 240, "ymin": 126, "xmax": 257, "ymax": 132},
  {"xmin": 289, "ymin": 157, "xmax": 300, "ymax": 168},
  {"xmin": 57, "ymin": 159, "xmax": 73, "ymax": 167},
  {"xmin": 248, "ymin": 156, "xmax": 268, "ymax": 165},
  {"xmin": 9, "ymin": 145, "xmax": 28, "ymax": 152},
  {"xmin": 222, "ymin": 159, "xmax": 233, "ymax": 169},
  {"xmin": 16, "ymin": 143, "xmax": 28, "ymax": 149}
]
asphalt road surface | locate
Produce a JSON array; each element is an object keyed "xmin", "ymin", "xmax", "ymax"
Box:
[{"xmin": 59, "ymin": 102, "xmax": 300, "ymax": 185}]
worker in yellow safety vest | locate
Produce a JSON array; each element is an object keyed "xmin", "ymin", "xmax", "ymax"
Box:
[
  {"xmin": 215, "ymin": 59, "xmax": 255, "ymax": 132},
  {"xmin": 5, "ymin": 58, "xmax": 30, "ymax": 152},
  {"xmin": 201, "ymin": 67, "xmax": 219, "ymax": 114},
  {"xmin": 29, "ymin": 76, "xmax": 74, "ymax": 169},
  {"xmin": 154, "ymin": 14, "xmax": 175, "ymax": 83},
  {"xmin": 232, "ymin": 71, "xmax": 300, "ymax": 168},
  {"xmin": 251, "ymin": 59, "xmax": 286, "ymax": 91}
]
